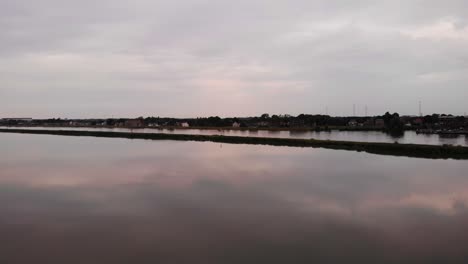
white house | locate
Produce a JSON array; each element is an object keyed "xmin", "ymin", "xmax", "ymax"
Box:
[{"xmin": 348, "ymin": 120, "xmax": 358, "ymax": 127}]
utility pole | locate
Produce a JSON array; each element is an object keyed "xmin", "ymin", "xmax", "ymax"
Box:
[
  {"xmin": 365, "ymin": 105, "xmax": 368, "ymax": 117},
  {"xmin": 353, "ymin": 104, "xmax": 356, "ymax": 116},
  {"xmin": 419, "ymin": 101, "xmax": 422, "ymax": 117}
]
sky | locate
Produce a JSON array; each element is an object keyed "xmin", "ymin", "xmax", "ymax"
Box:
[{"xmin": 1, "ymin": 0, "xmax": 468, "ymax": 118}]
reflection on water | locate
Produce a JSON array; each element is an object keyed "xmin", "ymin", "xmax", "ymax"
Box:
[
  {"xmin": 2, "ymin": 126, "xmax": 467, "ymax": 146},
  {"xmin": 1, "ymin": 133, "xmax": 468, "ymax": 263}
]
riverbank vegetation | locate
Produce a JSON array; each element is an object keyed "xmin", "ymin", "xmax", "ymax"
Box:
[{"xmin": 3, "ymin": 112, "xmax": 466, "ymax": 135}]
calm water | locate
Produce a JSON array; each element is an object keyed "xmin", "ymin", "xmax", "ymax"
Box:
[
  {"xmin": 2, "ymin": 126, "xmax": 468, "ymax": 146},
  {"xmin": 1, "ymin": 133, "xmax": 468, "ymax": 263}
]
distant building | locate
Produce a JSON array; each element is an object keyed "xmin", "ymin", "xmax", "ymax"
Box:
[
  {"xmin": 279, "ymin": 121, "xmax": 290, "ymax": 127},
  {"xmin": 257, "ymin": 121, "xmax": 269, "ymax": 127},
  {"xmin": 232, "ymin": 122, "xmax": 241, "ymax": 128},
  {"xmin": 1, "ymin": 118, "xmax": 33, "ymax": 125},
  {"xmin": 375, "ymin": 119, "xmax": 385, "ymax": 128},
  {"xmin": 290, "ymin": 119, "xmax": 306, "ymax": 127},
  {"xmin": 363, "ymin": 118, "xmax": 374, "ymax": 127},
  {"xmin": 412, "ymin": 118, "xmax": 424, "ymax": 126},
  {"xmin": 2, "ymin": 118, "xmax": 33, "ymax": 122},
  {"xmin": 125, "ymin": 119, "xmax": 145, "ymax": 128},
  {"xmin": 439, "ymin": 115, "xmax": 456, "ymax": 120},
  {"xmin": 348, "ymin": 120, "xmax": 358, "ymax": 127},
  {"xmin": 180, "ymin": 122, "xmax": 190, "ymax": 128}
]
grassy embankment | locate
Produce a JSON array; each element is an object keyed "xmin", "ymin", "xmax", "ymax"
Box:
[{"xmin": 1, "ymin": 128, "xmax": 467, "ymax": 160}]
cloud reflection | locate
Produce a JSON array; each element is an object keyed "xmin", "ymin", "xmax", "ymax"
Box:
[{"xmin": 1, "ymin": 134, "xmax": 468, "ymax": 263}]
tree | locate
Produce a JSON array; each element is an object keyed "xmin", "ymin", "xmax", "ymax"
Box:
[
  {"xmin": 383, "ymin": 112, "xmax": 392, "ymax": 126},
  {"xmin": 387, "ymin": 118, "xmax": 404, "ymax": 137}
]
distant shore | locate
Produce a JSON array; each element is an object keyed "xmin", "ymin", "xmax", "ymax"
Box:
[
  {"xmin": 2, "ymin": 128, "xmax": 468, "ymax": 160},
  {"xmin": 2, "ymin": 124, "xmax": 385, "ymax": 132}
]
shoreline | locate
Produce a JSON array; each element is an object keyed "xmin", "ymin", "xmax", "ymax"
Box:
[
  {"xmin": 1, "ymin": 125, "xmax": 385, "ymax": 132},
  {"xmin": 1, "ymin": 128, "xmax": 468, "ymax": 160}
]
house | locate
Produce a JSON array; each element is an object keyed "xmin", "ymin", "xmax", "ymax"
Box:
[
  {"xmin": 348, "ymin": 119, "xmax": 358, "ymax": 127},
  {"xmin": 439, "ymin": 115, "xmax": 456, "ymax": 120},
  {"xmin": 279, "ymin": 121, "xmax": 290, "ymax": 127},
  {"xmin": 290, "ymin": 119, "xmax": 306, "ymax": 127},
  {"xmin": 232, "ymin": 122, "xmax": 241, "ymax": 128},
  {"xmin": 2, "ymin": 118, "xmax": 33, "ymax": 122},
  {"xmin": 2, "ymin": 118, "xmax": 33, "ymax": 125},
  {"xmin": 363, "ymin": 118, "xmax": 374, "ymax": 127},
  {"xmin": 375, "ymin": 119, "xmax": 385, "ymax": 128},
  {"xmin": 412, "ymin": 118, "xmax": 424, "ymax": 126},
  {"xmin": 257, "ymin": 121, "xmax": 269, "ymax": 127},
  {"xmin": 124, "ymin": 119, "xmax": 145, "ymax": 128},
  {"xmin": 180, "ymin": 122, "xmax": 190, "ymax": 128}
]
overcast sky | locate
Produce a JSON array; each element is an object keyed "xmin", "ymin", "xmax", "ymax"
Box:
[{"xmin": 1, "ymin": 0, "xmax": 468, "ymax": 118}]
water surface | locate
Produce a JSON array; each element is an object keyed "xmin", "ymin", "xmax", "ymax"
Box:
[
  {"xmin": 2, "ymin": 126, "xmax": 468, "ymax": 146},
  {"xmin": 1, "ymin": 133, "xmax": 468, "ymax": 263}
]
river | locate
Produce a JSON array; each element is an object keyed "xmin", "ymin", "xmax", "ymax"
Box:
[
  {"xmin": 1, "ymin": 133, "xmax": 468, "ymax": 263},
  {"xmin": 1, "ymin": 126, "xmax": 468, "ymax": 146}
]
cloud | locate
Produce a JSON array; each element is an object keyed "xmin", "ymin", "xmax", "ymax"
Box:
[
  {"xmin": 1, "ymin": 0, "xmax": 468, "ymax": 117},
  {"xmin": 402, "ymin": 18, "xmax": 468, "ymax": 41}
]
